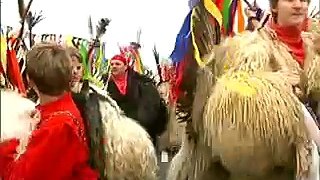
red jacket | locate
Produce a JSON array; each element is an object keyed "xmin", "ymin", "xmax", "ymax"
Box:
[{"xmin": 0, "ymin": 93, "xmax": 98, "ymax": 180}]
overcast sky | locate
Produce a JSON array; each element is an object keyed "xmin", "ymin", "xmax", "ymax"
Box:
[{"xmin": 1, "ymin": 0, "xmax": 319, "ymax": 70}]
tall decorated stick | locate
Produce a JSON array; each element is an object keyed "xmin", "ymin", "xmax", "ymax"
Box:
[
  {"xmin": 152, "ymin": 45, "xmax": 162, "ymax": 83},
  {"xmin": 15, "ymin": 0, "xmax": 34, "ymax": 50},
  {"xmin": 25, "ymin": 10, "xmax": 45, "ymax": 47}
]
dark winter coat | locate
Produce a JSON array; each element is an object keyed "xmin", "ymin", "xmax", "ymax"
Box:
[{"xmin": 106, "ymin": 68, "xmax": 168, "ymax": 143}]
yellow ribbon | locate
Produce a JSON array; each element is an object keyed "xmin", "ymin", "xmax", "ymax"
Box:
[
  {"xmin": 65, "ymin": 35, "xmax": 74, "ymax": 47},
  {"xmin": 95, "ymin": 40, "xmax": 103, "ymax": 71},
  {"xmin": 203, "ymin": 0, "xmax": 223, "ymax": 27},
  {"xmin": 191, "ymin": 0, "xmax": 223, "ymax": 67},
  {"xmin": 133, "ymin": 51, "xmax": 143, "ymax": 74},
  {"xmin": 0, "ymin": 36, "xmax": 7, "ymax": 69}
]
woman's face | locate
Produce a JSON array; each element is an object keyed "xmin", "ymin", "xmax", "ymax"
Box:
[
  {"xmin": 111, "ymin": 60, "xmax": 127, "ymax": 76},
  {"xmin": 274, "ymin": 0, "xmax": 308, "ymax": 27},
  {"xmin": 71, "ymin": 56, "xmax": 83, "ymax": 83}
]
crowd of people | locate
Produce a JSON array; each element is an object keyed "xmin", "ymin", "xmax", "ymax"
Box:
[{"xmin": 0, "ymin": 0, "xmax": 320, "ymax": 179}]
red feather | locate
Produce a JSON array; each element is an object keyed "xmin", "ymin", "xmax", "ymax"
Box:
[
  {"xmin": 215, "ymin": 0, "xmax": 224, "ymax": 11},
  {"xmin": 6, "ymin": 39, "xmax": 26, "ymax": 95}
]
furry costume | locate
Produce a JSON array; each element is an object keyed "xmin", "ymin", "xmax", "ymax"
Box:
[
  {"xmin": 72, "ymin": 84, "xmax": 158, "ymax": 180},
  {"xmin": 167, "ymin": 1, "xmax": 320, "ymax": 180},
  {"xmin": 157, "ymin": 82, "xmax": 184, "ymax": 153},
  {"xmin": 0, "ymin": 90, "xmax": 39, "ymax": 156},
  {"xmin": 168, "ymin": 65, "xmax": 320, "ymax": 180}
]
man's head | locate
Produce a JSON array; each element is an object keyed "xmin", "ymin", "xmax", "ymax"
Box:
[
  {"xmin": 67, "ymin": 46, "xmax": 83, "ymax": 83},
  {"xmin": 110, "ymin": 54, "xmax": 128, "ymax": 76},
  {"xmin": 270, "ymin": 0, "xmax": 309, "ymax": 26},
  {"xmin": 26, "ymin": 43, "xmax": 72, "ymax": 96}
]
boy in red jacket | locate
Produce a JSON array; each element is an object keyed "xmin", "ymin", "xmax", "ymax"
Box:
[{"xmin": 0, "ymin": 43, "xmax": 98, "ymax": 180}]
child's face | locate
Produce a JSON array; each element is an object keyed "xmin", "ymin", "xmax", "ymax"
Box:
[{"xmin": 71, "ymin": 56, "xmax": 83, "ymax": 82}]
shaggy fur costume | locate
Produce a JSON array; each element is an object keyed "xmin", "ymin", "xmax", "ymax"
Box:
[
  {"xmin": 167, "ymin": 26, "xmax": 320, "ymax": 180},
  {"xmin": 168, "ymin": 66, "xmax": 319, "ymax": 180},
  {"xmin": 73, "ymin": 84, "xmax": 158, "ymax": 180}
]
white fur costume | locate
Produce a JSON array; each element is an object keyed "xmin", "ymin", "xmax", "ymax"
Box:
[
  {"xmin": 0, "ymin": 90, "xmax": 39, "ymax": 156},
  {"xmin": 86, "ymin": 84, "xmax": 159, "ymax": 180}
]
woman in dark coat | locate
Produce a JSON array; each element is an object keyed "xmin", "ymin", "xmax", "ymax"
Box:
[{"xmin": 105, "ymin": 54, "xmax": 168, "ymax": 145}]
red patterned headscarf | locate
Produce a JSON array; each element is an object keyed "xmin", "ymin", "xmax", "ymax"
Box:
[
  {"xmin": 111, "ymin": 54, "xmax": 128, "ymax": 65},
  {"xmin": 110, "ymin": 54, "xmax": 128, "ymax": 95}
]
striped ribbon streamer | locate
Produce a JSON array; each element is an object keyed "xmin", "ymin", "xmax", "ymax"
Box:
[{"xmin": 190, "ymin": 0, "xmax": 222, "ymax": 67}]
